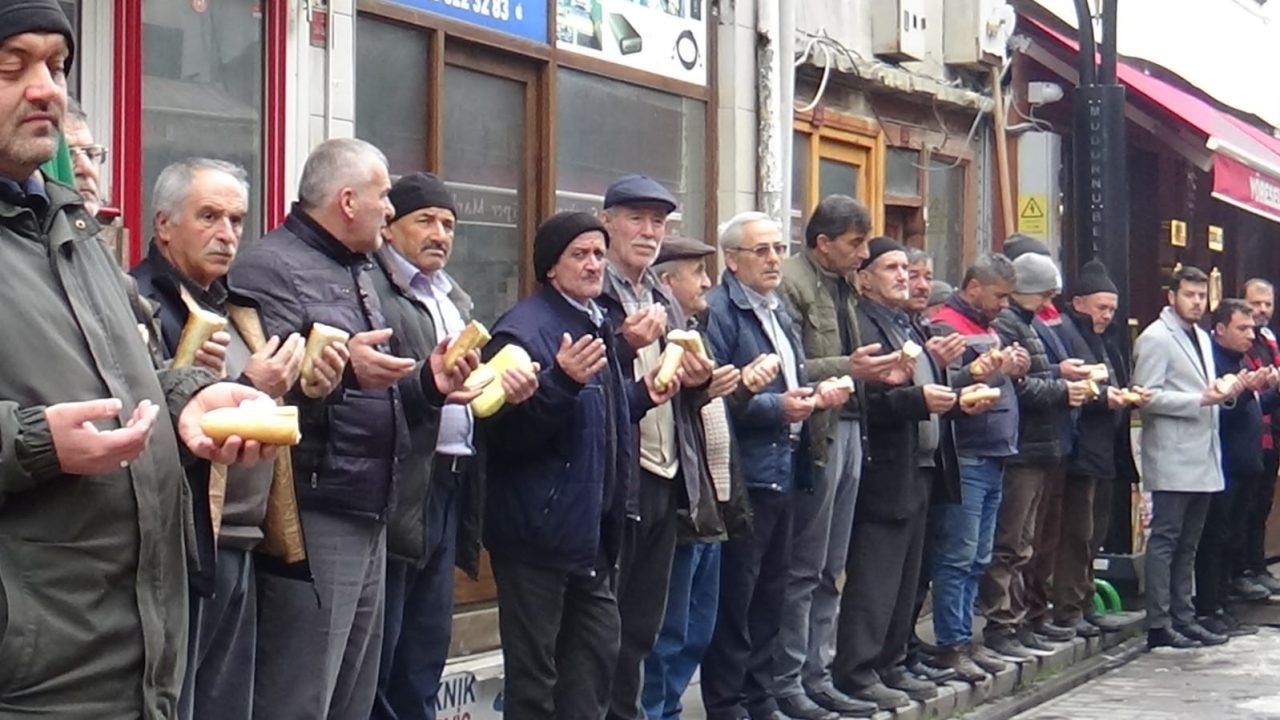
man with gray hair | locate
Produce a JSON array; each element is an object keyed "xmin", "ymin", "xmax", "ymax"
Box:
[
  {"xmin": 131, "ymin": 157, "xmax": 311, "ymax": 720},
  {"xmin": 230, "ymin": 138, "xmax": 480, "ymax": 720},
  {"xmin": 701, "ymin": 211, "xmax": 852, "ymax": 720}
]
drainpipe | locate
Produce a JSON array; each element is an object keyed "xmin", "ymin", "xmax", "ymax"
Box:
[
  {"xmin": 779, "ymin": 0, "xmax": 795, "ymax": 229},
  {"xmin": 757, "ymin": 0, "xmax": 784, "ymax": 221}
]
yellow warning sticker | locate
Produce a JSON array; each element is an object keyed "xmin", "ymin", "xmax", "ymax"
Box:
[{"xmin": 1017, "ymin": 195, "xmax": 1047, "ymax": 236}]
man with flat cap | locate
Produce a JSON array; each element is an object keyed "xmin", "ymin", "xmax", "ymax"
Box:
[
  {"xmin": 480, "ymin": 211, "xmax": 681, "ymax": 719},
  {"xmin": 597, "ymin": 175, "xmax": 717, "ymax": 720},
  {"xmin": 370, "ymin": 172, "xmax": 539, "ymax": 720}
]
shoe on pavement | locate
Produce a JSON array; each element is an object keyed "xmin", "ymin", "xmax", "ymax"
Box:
[
  {"xmin": 776, "ymin": 694, "xmax": 839, "ymax": 720},
  {"xmin": 969, "ymin": 644, "xmax": 1010, "ymax": 674},
  {"xmin": 805, "ymin": 687, "xmax": 878, "ymax": 717},
  {"xmin": 1199, "ymin": 613, "xmax": 1257, "ymax": 638},
  {"xmin": 749, "ymin": 712, "xmax": 793, "ymax": 720},
  {"xmin": 1147, "ymin": 626, "xmax": 1198, "ymax": 649},
  {"xmin": 1033, "ymin": 620, "xmax": 1077, "ymax": 641},
  {"xmin": 1067, "ymin": 617, "xmax": 1101, "ymax": 637},
  {"xmin": 1249, "ymin": 570, "xmax": 1280, "ymax": 595},
  {"xmin": 1175, "ymin": 622, "xmax": 1229, "ymax": 646},
  {"xmin": 879, "ymin": 667, "xmax": 938, "ymax": 702},
  {"xmin": 1016, "ymin": 626, "xmax": 1060, "ymax": 655},
  {"xmin": 984, "ymin": 629, "xmax": 1036, "ymax": 660},
  {"xmin": 849, "ymin": 682, "xmax": 913, "ymax": 711},
  {"xmin": 912, "ymin": 635, "xmax": 940, "ymax": 657},
  {"xmin": 1219, "ymin": 609, "xmax": 1260, "ymax": 636},
  {"xmin": 1230, "ymin": 575, "xmax": 1271, "ymax": 602},
  {"xmin": 1084, "ymin": 611, "xmax": 1130, "ymax": 632},
  {"xmin": 907, "ymin": 660, "xmax": 957, "ymax": 685},
  {"xmin": 931, "ymin": 645, "xmax": 988, "ymax": 683}
]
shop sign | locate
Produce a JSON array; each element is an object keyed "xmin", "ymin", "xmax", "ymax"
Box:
[
  {"xmin": 393, "ymin": 0, "xmax": 548, "ymax": 43},
  {"xmin": 1211, "ymin": 153, "xmax": 1280, "ymax": 225},
  {"xmin": 435, "ymin": 671, "xmax": 504, "ymax": 720},
  {"xmin": 556, "ymin": 0, "xmax": 708, "ymax": 86}
]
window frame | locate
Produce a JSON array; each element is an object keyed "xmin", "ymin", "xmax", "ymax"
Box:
[{"xmin": 792, "ymin": 110, "xmax": 886, "ymax": 243}]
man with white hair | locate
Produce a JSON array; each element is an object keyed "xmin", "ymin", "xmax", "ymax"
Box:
[{"xmin": 230, "ymin": 138, "xmax": 479, "ymax": 720}]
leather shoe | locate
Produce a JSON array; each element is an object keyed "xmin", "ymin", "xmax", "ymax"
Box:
[
  {"xmin": 776, "ymin": 694, "xmax": 839, "ymax": 720},
  {"xmin": 1084, "ymin": 611, "xmax": 1131, "ymax": 632},
  {"xmin": 1230, "ymin": 575, "xmax": 1271, "ymax": 601},
  {"xmin": 749, "ymin": 712, "xmax": 792, "ymax": 720},
  {"xmin": 931, "ymin": 644, "xmax": 988, "ymax": 683},
  {"xmin": 1251, "ymin": 570, "xmax": 1280, "ymax": 595},
  {"xmin": 806, "ymin": 687, "xmax": 878, "ymax": 717},
  {"xmin": 1033, "ymin": 620, "xmax": 1077, "ymax": 641},
  {"xmin": 907, "ymin": 660, "xmax": 957, "ymax": 685},
  {"xmin": 1176, "ymin": 622, "xmax": 1229, "ymax": 646},
  {"xmin": 1069, "ymin": 618, "xmax": 1101, "ymax": 637},
  {"xmin": 1147, "ymin": 626, "xmax": 1198, "ymax": 649},
  {"xmin": 850, "ymin": 682, "xmax": 913, "ymax": 711},
  {"xmin": 984, "ymin": 629, "xmax": 1035, "ymax": 660},
  {"xmin": 880, "ymin": 667, "xmax": 938, "ymax": 701},
  {"xmin": 1016, "ymin": 626, "xmax": 1060, "ymax": 655},
  {"xmin": 1199, "ymin": 613, "xmax": 1257, "ymax": 638},
  {"xmin": 969, "ymin": 645, "xmax": 1010, "ymax": 674},
  {"xmin": 1219, "ymin": 610, "xmax": 1260, "ymax": 636}
]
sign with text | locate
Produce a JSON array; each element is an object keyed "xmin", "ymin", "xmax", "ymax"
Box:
[
  {"xmin": 1016, "ymin": 194, "xmax": 1047, "ymax": 236},
  {"xmin": 1212, "ymin": 153, "xmax": 1280, "ymax": 226},
  {"xmin": 556, "ymin": 0, "xmax": 707, "ymax": 85},
  {"xmin": 391, "ymin": 0, "xmax": 548, "ymax": 43}
]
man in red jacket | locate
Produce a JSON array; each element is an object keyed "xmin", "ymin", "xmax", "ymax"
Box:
[{"xmin": 1239, "ymin": 278, "xmax": 1280, "ymax": 597}]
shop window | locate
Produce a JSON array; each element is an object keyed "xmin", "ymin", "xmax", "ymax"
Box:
[
  {"xmin": 886, "ymin": 147, "xmax": 921, "ymax": 200},
  {"xmin": 554, "ymin": 68, "xmax": 706, "ymax": 240},
  {"xmin": 141, "ymin": 0, "xmax": 263, "ymax": 240},
  {"xmin": 926, "ymin": 157, "xmax": 966, "ymax": 285},
  {"xmin": 790, "ymin": 130, "xmax": 810, "ymax": 251},
  {"xmin": 355, "ymin": 17, "xmax": 430, "ymax": 177}
]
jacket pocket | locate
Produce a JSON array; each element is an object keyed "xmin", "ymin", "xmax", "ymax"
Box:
[{"xmin": 0, "ymin": 538, "xmax": 35, "ymax": 693}]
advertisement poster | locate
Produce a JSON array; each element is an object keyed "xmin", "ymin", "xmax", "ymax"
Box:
[
  {"xmin": 392, "ymin": 0, "xmax": 548, "ymax": 43},
  {"xmin": 556, "ymin": 0, "xmax": 707, "ymax": 85}
]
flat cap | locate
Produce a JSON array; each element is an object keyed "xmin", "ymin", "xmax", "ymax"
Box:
[
  {"xmin": 603, "ymin": 175, "xmax": 678, "ymax": 214},
  {"xmin": 656, "ymin": 235, "xmax": 715, "ymax": 264}
]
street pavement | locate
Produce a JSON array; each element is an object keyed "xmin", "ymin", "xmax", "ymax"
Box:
[{"xmin": 1015, "ymin": 627, "xmax": 1280, "ymax": 719}]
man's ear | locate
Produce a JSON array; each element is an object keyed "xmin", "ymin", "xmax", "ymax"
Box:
[{"xmin": 154, "ymin": 212, "xmax": 172, "ymax": 246}]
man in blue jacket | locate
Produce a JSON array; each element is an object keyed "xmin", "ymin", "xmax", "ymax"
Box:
[
  {"xmin": 480, "ymin": 211, "xmax": 679, "ymax": 720},
  {"xmin": 700, "ymin": 212, "xmax": 850, "ymax": 720}
]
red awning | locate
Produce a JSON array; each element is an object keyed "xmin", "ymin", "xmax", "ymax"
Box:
[{"xmin": 1026, "ymin": 17, "xmax": 1280, "ymax": 225}]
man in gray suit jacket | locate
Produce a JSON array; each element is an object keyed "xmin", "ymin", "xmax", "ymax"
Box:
[{"xmin": 1133, "ymin": 266, "xmax": 1240, "ymax": 649}]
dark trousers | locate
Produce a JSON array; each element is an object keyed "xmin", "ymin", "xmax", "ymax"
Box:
[
  {"xmin": 179, "ymin": 547, "xmax": 256, "ymax": 720},
  {"xmin": 1145, "ymin": 491, "xmax": 1211, "ymax": 630},
  {"xmin": 702, "ymin": 487, "xmax": 794, "ymax": 720},
  {"xmin": 1243, "ymin": 449, "xmax": 1279, "ymax": 574},
  {"xmin": 980, "ymin": 464, "xmax": 1050, "ymax": 632},
  {"xmin": 492, "ymin": 556, "xmax": 621, "ymax": 720},
  {"xmin": 907, "ymin": 494, "xmax": 942, "ymax": 666},
  {"xmin": 1195, "ymin": 474, "xmax": 1254, "ymax": 615},
  {"xmin": 1051, "ymin": 474, "xmax": 1099, "ymax": 624},
  {"xmin": 1090, "ymin": 479, "xmax": 1116, "ymax": 561},
  {"xmin": 609, "ymin": 471, "xmax": 680, "ymax": 720},
  {"xmin": 373, "ymin": 458, "xmax": 462, "ymax": 720},
  {"xmin": 832, "ymin": 503, "xmax": 929, "ymax": 690},
  {"xmin": 1025, "ymin": 465, "xmax": 1067, "ymax": 626}
]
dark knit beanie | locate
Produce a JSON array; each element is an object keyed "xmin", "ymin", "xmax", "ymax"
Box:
[
  {"xmin": 859, "ymin": 236, "xmax": 907, "ymax": 271},
  {"xmin": 0, "ymin": 0, "xmax": 75, "ymax": 69},
  {"xmin": 534, "ymin": 211, "xmax": 610, "ymax": 283},
  {"xmin": 1003, "ymin": 234, "xmax": 1051, "ymax": 261},
  {"xmin": 389, "ymin": 172, "xmax": 456, "ymax": 223},
  {"xmin": 1075, "ymin": 258, "xmax": 1119, "ymax": 296}
]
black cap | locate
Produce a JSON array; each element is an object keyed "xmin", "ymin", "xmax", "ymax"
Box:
[
  {"xmin": 859, "ymin": 236, "xmax": 908, "ymax": 271},
  {"xmin": 603, "ymin": 175, "xmax": 678, "ymax": 214},
  {"xmin": 1075, "ymin": 258, "xmax": 1118, "ymax": 296},
  {"xmin": 1003, "ymin": 234, "xmax": 1051, "ymax": 261},
  {"xmin": 0, "ymin": 0, "xmax": 75, "ymax": 70},
  {"xmin": 655, "ymin": 235, "xmax": 715, "ymax": 264},
  {"xmin": 389, "ymin": 172, "xmax": 456, "ymax": 223},
  {"xmin": 534, "ymin": 211, "xmax": 609, "ymax": 283}
]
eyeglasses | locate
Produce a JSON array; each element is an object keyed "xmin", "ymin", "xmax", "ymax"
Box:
[
  {"xmin": 69, "ymin": 144, "xmax": 108, "ymax": 165},
  {"xmin": 729, "ymin": 242, "xmax": 786, "ymax": 259}
]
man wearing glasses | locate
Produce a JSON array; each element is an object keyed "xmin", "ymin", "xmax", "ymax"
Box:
[{"xmin": 64, "ymin": 97, "xmax": 106, "ymax": 219}]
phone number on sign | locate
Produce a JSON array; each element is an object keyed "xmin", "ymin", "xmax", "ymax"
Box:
[{"xmin": 436, "ymin": 0, "xmax": 515, "ymax": 22}]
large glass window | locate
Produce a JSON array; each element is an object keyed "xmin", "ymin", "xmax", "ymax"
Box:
[
  {"xmin": 790, "ymin": 130, "xmax": 810, "ymax": 253},
  {"xmin": 926, "ymin": 158, "xmax": 966, "ymax": 285},
  {"xmin": 355, "ymin": 17, "xmax": 430, "ymax": 177},
  {"xmin": 555, "ymin": 68, "xmax": 706, "ymax": 239},
  {"xmin": 142, "ymin": 0, "xmax": 263, "ymax": 240}
]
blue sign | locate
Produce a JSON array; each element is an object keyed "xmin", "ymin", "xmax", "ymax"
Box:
[{"xmin": 393, "ymin": 0, "xmax": 548, "ymax": 43}]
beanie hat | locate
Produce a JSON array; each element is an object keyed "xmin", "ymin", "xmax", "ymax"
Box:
[
  {"xmin": 927, "ymin": 280, "xmax": 954, "ymax": 307},
  {"xmin": 0, "ymin": 0, "xmax": 75, "ymax": 69},
  {"xmin": 389, "ymin": 172, "xmax": 456, "ymax": 223},
  {"xmin": 1003, "ymin": 234, "xmax": 1051, "ymax": 261},
  {"xmin": 1013, "ymin": 253, "xmax": 1062, "ymax": 294},
  {"xmin": 534, "ymin": 211, "xmax": 609, "ymax": 283},
  {"xmin": 1075, "ymin": 258, "xmax": 1118, "ymax": 296},
  {"xmin": 858, "ymin": 236, "xmax": 908, "ymax": 271}
]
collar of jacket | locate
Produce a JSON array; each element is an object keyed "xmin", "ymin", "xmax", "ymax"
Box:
[
  {"xmin": 372, "ymin": 245, "xmax": 473, "ymax": 316},
  {"xmin": 538, "ymin": 283, "xmax": 613, "ymax": 335},
  {"xmin": 0, "ymin": 178, "xmax": 93, "ymax": 245},
  {"xmin": 1010, "ymin": 301, "xmax": 1038, "ymax": 325},
  {"xmin": 144, "ymin": 241, "xmax": 229, "ymax": 310},
  {"xmin": 285, "ymin": 203, "xmax": 369, "ymax": 268},
  {"xmin": 721, "ymin": 268, "xmax": 766, "ymax": 312},
  {"xmin": 1213, "ymin": 338, "xmax": 1245, "ymax": 363},
  {"xmin": 802, "ymin": 248, "xmax": 854, "ymax": 293},
  {"xmin": 861, "ymin": 295, "xmax": 911, "ymax": 330},
  {"xmin": 944, "ymin": 293, "xmax": 993, "ymax": 329}
]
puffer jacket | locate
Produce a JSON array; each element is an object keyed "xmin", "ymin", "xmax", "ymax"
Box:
[
  {"xmin": 229, "ymin": 205, "xmax": 420, "ymax": 519},
  {"xmin": 993, "ymin": 303, "xmax": 1071, "ymax": 465},
  {"xmin": 930, "ymin": 296, "xmax": 1019, "ymax": 459}
]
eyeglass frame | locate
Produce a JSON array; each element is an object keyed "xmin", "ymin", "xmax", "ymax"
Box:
[
  {"xmin": 69, "ymin": 144, "xmax": 109, "ymax": 165},
  {"xmin": 725, "ymin": 241, "xmax": 787, "ymax": 260}
]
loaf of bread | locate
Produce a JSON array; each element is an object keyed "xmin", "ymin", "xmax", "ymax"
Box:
[
  {"xmin": 668, "ymin": 329, "xmax": 707, "ymax": 358},
  {"xmin": 200, "ymin": 405, "xmax": 301, "ymax": 446},
  {"xmin": 1081, "ymin": 363, "xmax": 1109, "ymax": 382},
  {"xmin": 969, "ymin": 347, "xmax": 1002, "ymax": 375},
  {"xmin": 172, "ymin": 306, "xmax": 228, "ymax": 368},
  {"xmin": 444, "ymin": 320, "xmax": 491, "ymax": 368},
  {"xmin": 470, "ymin": 344, "xmax": 536, "ymax": 418},
  {"xmin": 900, "ymin": 339, "xmax": 923, "ymax": 362},
  {"xmin": 959, "ymin": 385, "xmax": 1002, "ymax": 407},
  {"xmin": 1214, "ymin": 374, "xmax": 1239, "ymax": 395},
  {"xmin": 655, "ymin": 344, "xmax": 687, "ymax": 392},
  {"xmin": 830, "ymin": 375, "xmax": 855, "ymax": 392},
  {"xmin": 301, "ymin": 323, "xmax": 351, "ymax": 383}
]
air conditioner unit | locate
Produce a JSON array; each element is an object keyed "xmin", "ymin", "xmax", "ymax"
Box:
[
  {"xmin": 944, "ymin": 0, "xmax": 1016, "ymax": 68},
  {"xmin": 871, "ymin": 0, "xmax": 928, "ymax": 63}
]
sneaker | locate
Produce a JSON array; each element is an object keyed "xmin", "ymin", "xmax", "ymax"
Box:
[
  {"xmin": 880, "ymin": 666, "xmax": 938, "ymax": 702},
  {"xmin": 1230, "ymin": 575, "xmax": 1271, "ymax": 602},
  {"xmin": 970, "ymin": 644, "xmax": 1010, "ymax": 674},
  {"xmin": 1033, "ymin": 620, "xmax": 1077, "ymax": 641},
  {"xmin": 1217, "ymin": 610, "xmax": 1260, "ymax": 636},
  {"xmin": 1175, "ymin": 622, "xmax": 1229, "ymax": 646},
  {"xmin": 931, "ymin": 644, "xmax": 988, "ymax": 683},
  {"xmin": 1016, "ymin": 626, "xmax": 1061, "ymax": 655},
  {"xmin": 849, "ymin": 682, "xmax": 913, "ymax": 711},
  {"xmin": 1251, "ymin": 570, "xmax": 1280, "ymax": 595},
  {"xmin": 984, "ymin": 629, "xmax": 1036, "ymax": 660},
  {"xmin": 1147, "ymin": 626, "xmax": 1198, "ymax": 649}
]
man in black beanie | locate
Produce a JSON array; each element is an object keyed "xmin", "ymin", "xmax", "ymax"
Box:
[
  {"xmin": 479, "ymin": 211, "xmax": 680, "ymax": 719},
  {"xmin": 0, "ymin": 3, "xmax": 286, "ymax": 718},
  {"xmin": 370, "ymin": 171, "xmax": 539, "ymax": 720}
]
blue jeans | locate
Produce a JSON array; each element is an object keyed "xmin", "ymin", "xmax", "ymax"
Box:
[
  {"xmin": 930, "ymin": 457, "xmax": 1004, "ymax": 648},
  {"xmin": 641, "ymin": 542, "xmax": 722, "ymax": 720}
]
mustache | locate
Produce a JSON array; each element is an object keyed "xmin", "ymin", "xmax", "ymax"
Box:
[{"xmin": 419, "ymin": 240, "xmax": 449, "ymax": 254}]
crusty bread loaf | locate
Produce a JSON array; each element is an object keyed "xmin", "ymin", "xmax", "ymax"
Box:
[
  {"xmin": 655, "ymin": 344, "xmax": 687, "ymax": 392},
  {"xmin": 470, "ymin": 344, "xmax": 536, "ymax": 418},
  {"xmin": 200, "ymin": 405, "xmax": 301, "ymax": 446},
  {"xmin": 444, "ymin": 320, "xmax": 491, "ymax": 368},
  {"xmin": 301, "ymin": 323, "xmax": 350, "ymax": 382},
  {"xmin": 668, "ymin": 329, "xmax": 707, "ymax": 358},
  {"xmin": 959, "ymin": 386, "xmax": 1002, "ymax": 407},
  {"xmin": 173, "ymin": 306, "xmax": 228, "ymax": 368}
]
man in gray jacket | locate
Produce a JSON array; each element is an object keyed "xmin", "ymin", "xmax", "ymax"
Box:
[
  {"xmin": 0, "ymin": 4, "xmax": 278, "ymax": 716},
  {"xmin": 1133, "ymin": 266, "xmax": 1240, "ymax": 649}
]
